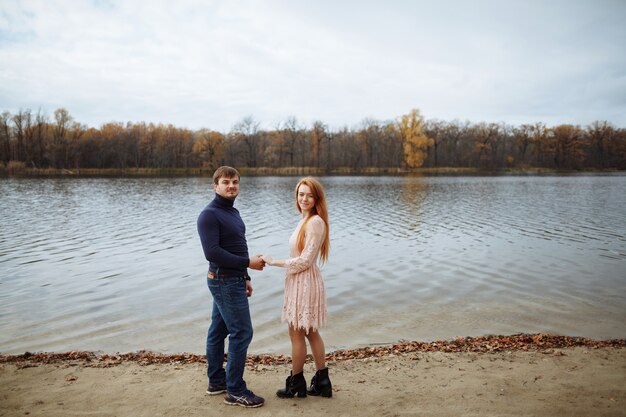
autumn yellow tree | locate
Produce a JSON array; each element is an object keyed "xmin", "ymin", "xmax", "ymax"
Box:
[
  {"xmin": 192, "ymin": 129, "xmax": 224, "ymax": 168},
  {"xmin": 397, "ymin": 109, "xmax": 432, "ymax": 169},
  {"xmin": 551, "ymin": 124, "xmax": 585, "ymax": 169}
]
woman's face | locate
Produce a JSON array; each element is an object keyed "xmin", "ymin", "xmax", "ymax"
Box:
[{"xmin": 297, "ymin": 184, "xmax": 315, "ymax": 212}]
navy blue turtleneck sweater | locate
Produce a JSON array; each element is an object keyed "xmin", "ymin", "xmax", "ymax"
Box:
[{"xmin": 197, "ymin": 193, "xmax": 250, "ymax": 276}]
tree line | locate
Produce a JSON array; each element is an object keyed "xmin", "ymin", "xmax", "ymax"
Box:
[{"xmin": 1, "ymin": 107, "xmax": 624, "ymax": 173}]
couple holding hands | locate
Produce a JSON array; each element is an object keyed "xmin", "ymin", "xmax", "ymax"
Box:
[{"xmin": 197, "ymin": 166, "xmax": 332, "ymax": 408}]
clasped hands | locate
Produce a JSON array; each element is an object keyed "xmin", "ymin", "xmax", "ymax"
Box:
[
  {"xmin": 249, "ymin": 254, "xmax": 277, "ymax": 270},
  {"xmin": 247, "ymin": 255, "xmax": 279, "ymax": 298}
]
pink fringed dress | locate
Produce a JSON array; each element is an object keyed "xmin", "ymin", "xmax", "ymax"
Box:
[{"xmin": 281, "ymin": 215, "xmax": 327, "ymax": 333}]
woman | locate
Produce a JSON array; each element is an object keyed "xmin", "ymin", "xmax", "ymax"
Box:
[{"xmin": 262, "ymin": 177, "xmax": 332, "ymax": 399}]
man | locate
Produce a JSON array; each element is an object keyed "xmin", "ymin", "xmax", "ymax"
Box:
[{"xmin": 197, "ymin": 166, "xmax": 266, "ymax": 408}]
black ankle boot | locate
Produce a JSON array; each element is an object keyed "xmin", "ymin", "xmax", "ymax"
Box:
[
  {"xmin": 276, "ymin": 371, "xmax": 307, "ymax": 398},
  {"xmin": 307, "ymin": 367, "xmax": 332, "ymax": 397}
]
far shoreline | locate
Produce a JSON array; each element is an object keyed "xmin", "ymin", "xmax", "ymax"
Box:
[{"xmin": 1, "ymin": 166, "xmax": 625, "ymax": 178}]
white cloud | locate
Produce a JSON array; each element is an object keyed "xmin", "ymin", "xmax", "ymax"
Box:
[{"xmin": 1, "ymin": 0, "xmax": 625, "ymax": 130}]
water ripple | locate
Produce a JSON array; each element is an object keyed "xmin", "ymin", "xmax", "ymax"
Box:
[{"xmin": 1, "ymin": 175, "xmax": 625, "ymax": 355}]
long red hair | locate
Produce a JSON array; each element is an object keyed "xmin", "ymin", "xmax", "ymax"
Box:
[{"xmin": 295, "ymin": 177, "xmax": 330, "ymax": 263}]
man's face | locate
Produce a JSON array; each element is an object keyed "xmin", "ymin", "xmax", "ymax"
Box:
[{"xmin": 214, "ymin": 175, "xmax": 240, "ymax": 200}]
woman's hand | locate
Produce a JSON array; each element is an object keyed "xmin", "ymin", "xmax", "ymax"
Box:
[
  {"xmin": 260, "ymin": 255, "xmax": 274, "ymax": 266},
  {"xmin": 261, "ymin": 255, "xmax": 286, "ymax": 267}
]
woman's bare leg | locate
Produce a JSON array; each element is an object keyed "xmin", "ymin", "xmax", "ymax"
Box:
[
  {"xmin": 305, "ymin": 329, "xmax": 326, "ymax": 370},
  {"xmin": 289, "ymin": 326, "xmax": 307, "ymax": 373}
]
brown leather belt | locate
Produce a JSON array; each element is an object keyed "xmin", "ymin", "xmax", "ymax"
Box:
[{"xmin": 207, "ymin": 272, "xmax": 231, "ymax": 279}]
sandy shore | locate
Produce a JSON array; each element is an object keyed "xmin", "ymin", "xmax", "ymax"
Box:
[{"xmin": 2, "ymin": 345, "xmax": 625, "ymax": 417}]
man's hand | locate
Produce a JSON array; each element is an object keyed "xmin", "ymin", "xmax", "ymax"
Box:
[
  {"xmin": 260, "ymin": 255, "xmax": 273, "ymax": 266},
  {"xmin": 249, "ymin": 254, "xmax": 265, "ymax": 270},
  {"xmin": 246, "ymin": 280, "xmax": 253, "ymax": 297}
]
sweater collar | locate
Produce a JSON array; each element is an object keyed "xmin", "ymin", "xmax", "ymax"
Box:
[{"xmin": 213, "ymin": 193, "xmax": 235, "ymax": 208}]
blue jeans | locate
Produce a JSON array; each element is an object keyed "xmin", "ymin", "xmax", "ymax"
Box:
[{"xmin": 206, "ymin": 276, "xmax": 253, "ymax": 396}]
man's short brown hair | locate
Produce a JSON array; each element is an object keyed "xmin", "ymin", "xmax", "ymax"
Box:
[{"xmin": 212, "ymin": 166, "xmax": 240, "ymax": 184}]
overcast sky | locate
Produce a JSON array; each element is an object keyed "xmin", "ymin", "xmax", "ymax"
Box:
[{"xmin": 1, "ymin": 0, "xmax": 625, "ymax": 131}]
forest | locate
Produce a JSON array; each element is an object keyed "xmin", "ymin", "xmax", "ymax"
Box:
[{"xmin": 1, "ymin": 107, "xmax": 625, "ymax": 174}]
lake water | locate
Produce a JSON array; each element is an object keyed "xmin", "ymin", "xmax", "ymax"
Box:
[{"xmin": 1, "ymin": 175, "xmax": 625, "ymax": 355}]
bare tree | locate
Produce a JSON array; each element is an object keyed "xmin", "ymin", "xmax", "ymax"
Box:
[
  {"xmin": 282, "ymin": 116, "xmax": 303, "ymax": 167},
  {"xmin": 0, "ymin": 112, "xmax": 11, "ymax": 164},
  {"xmin": 48, "ymin": 108, "xmax": 73, "ymax": 168},
  {"xmin": 232, "ymin": 116, "xmax": 261, "ymax": 167},
  {"xmin": 309, "ymin": 121, "xmax": 327, "ymax": 168},
  {"xmin": 12, "ymin": 109, "xmax": 28, "ymax": 162}
]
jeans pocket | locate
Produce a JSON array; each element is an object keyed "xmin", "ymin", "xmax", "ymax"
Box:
[
  {"xmin": 222, "ymin": 278, "xmax": 248, "ymax": 308},
  {"xmin": 207, "ymin": 277, "xmax": 218, "ymax": 290}
]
